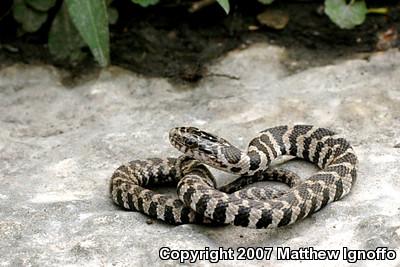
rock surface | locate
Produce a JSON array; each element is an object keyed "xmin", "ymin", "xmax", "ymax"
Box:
[{"xmin": 0, "ymin": 44, "xmax": 399, "ymax": 266}]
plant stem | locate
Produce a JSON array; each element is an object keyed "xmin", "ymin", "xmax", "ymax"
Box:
[
  {"xmin": 189, "ymin": 0, "xmax": 215, "ymax": 13},
  {"xmin": 367, "ymin": 7, "xmax": 389, "ymax": 15}
]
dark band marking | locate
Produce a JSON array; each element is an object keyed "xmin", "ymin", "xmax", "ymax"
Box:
[
  {"xmin": 182, "ymin": 187, "xmax": 196, "ymax": 207},
  {"xmin": 289, "ymin": 125, "xmax": 313, "ymax": 156},
  {"xmin": 333, "ymin": 179, "xmax": 343, "ymax": 201},
  {"xmin": 302, "ymin": 137, "xmax": 312, "ymax": 161},
  {"xmin": 195, "ymin": 194, "xmax": 211, "ymax": 216},
  {"xmin": 164, "ymin": 206, "xmax": 176, "ymax": 224},
  {"xmin": 256, "ymin": 209, "xmax": 273, "ymax": 228},
  {"xmin": 234, "ymin": 206, "xmax": 251, "ymax": 227},
  {"xmin": 116, "ymin": 189, "xmax": 124, "ymax": 209},
  {"xmin": 277, "ymin": 207, "xmax": 292, "ymax": 227},
  {"xmin": 262, "ymin": 125, "xmax": 289, "ymax": 155},
  {"xmin": 212, "ymin": 200, "xmax": 228, "ymax": 223},
  {"xmin": 321, "ymin": 148, "xmax": 333, "ymax": 168},
  {"xmin": 128, "ymin": 193, "xmax": 136, "ymax": 211},
  {"xmin": 249, "ymin": 138, "xmax": 271, "ymax": 162},
  {"xmin": 321, "ymin": 187, "xmax": 331, "ymax": 208},
  {"xmin": 260, "ymin": 134, "xmax": 278, "ymax": 158},
  {"xmin": 248, "ymin": 151, "xmax": 261, "ymax": 171},
  {"xmin": 309, "ymin": 128, "xmax": 335, "ymax": 141},
  {"xmin": 230, "ymin": 167, "xmax": 242, "ymax": 173},
  {"xmin": 137, "ymin": 196, "xmax": 144, "ymax": 212},
  {"xmin": 222, "ymin": 146, "xmax": 242, "ymax": 164},
  {"xmin": 148, "ymin": 201, "xmax": 158, "ymax": 218},
  {"xmin": 180, "ymin": 206, "xmax": 191, "ymax": 223}
]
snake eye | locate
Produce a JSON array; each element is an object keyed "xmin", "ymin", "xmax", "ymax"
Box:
[{"xmin": 185, "ymin": 138, "xmax": 197, "ymax": 148}]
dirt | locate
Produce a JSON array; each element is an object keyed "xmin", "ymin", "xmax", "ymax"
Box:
[{"xmin": 0, "ymin": 0, "xmax": 399, "ymax": 83}]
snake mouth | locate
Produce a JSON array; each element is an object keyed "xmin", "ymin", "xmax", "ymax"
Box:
[
  {"xmin": 169, "ymin": 127, "xmax": 191, "ymax": 154},
  {"xmin": 169, "ymin": 127, "xmax": 182, "ymax": 145}
]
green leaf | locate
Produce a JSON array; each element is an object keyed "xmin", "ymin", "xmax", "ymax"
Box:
[
  {"xmin": 130, "ymin": 0, "xmax": 159, "ymax": 8},
  {"xmin": 13, "ymin": 0, "xmax": 48, "ymax": 32},
  {"xmin": 108, "ymin": 6, "xmax": 118, "ymax": 25},
  {"xmin": 258, "ymin": 0, "xmax": 274, "ymax": 4},
  {"xmin": 324, "ymin": 0, "xmax": 367, "ymax": 29},
  {"xmin": 66, "ymin": 0, "xmax": 110, "ymax": 66},
  {"xmin": 105, "ymin": 0, "xmax": 118, "ymax": 24},
  {"xmin": 48, "ymin": 2, "xmax": 85, "ymax": 63},
  {"xmin": 216, "ymin": 0, "xmax": 230, "ymax": 14},
  {"xmin": 25, "ymin": 0, "xmax": 56, "ymax": 12}
]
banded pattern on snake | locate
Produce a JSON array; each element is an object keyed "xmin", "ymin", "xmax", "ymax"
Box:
[{"xmin": 110, "ymin": 125, "xmax": 358, "ymax": 229}]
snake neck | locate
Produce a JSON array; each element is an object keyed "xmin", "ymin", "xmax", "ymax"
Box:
[
  {"xmin": 201, "ymin": 143, "xmax": 274, "ymax": 176},
  {"xmin": 175, "ymin": 155, "xmax": 216, "ymax": 187},
  {"xmin": 221, "ymin": 134, "xmax": 288, "ymax": 176}
]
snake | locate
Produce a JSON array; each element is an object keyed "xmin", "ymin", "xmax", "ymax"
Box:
[{"xmin": 110, "ymin": 125, "xmax": 358, "ymax": 229}]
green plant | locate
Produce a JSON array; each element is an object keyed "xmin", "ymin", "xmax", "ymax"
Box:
[
  {"xmin": 324, "ymin": 0, "xmax": 367, "ymax": 29},
  {"xmin": 131, "ymin": 0, "xmax": 160, "ymax": 7},
  {"xmin": 8, "ymin": 0, "xmax": 384, "ymax": 67},
  {"xmin": 12, "ymin": 0, "xmax": 118, "ymax": 66},
  {"xmin": 217, "ymin": 0, "xmax": 370, "ymax": 29}
]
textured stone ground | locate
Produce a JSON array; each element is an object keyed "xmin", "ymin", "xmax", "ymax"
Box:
[{"xmin": 0, "ymin": 44, "xmax": 399, "ymax": 266}]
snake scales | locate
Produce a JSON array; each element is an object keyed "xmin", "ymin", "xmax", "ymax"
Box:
[{"xmin": 110, "ymin": 125, "xmax": 358, "ymax": 229}]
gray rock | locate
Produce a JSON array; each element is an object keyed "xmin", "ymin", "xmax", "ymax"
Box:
[{"xmin": 0, "ymin": 45, "xmax": 399, "ymax": 266}]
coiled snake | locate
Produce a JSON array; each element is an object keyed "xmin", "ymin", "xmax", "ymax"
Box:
[{"xmin": 110, "ymin": 125, "xmax": 358, "ymax": 229}]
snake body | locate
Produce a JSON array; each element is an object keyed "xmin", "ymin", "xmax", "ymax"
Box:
[{"xmin": 110, "ymin": 125, "xmax": 358, "ymax": 228}]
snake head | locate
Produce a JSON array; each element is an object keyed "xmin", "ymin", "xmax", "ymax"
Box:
[
  {"xmin": 169, "ymin": 127, "xmax": 231, "ymax": 155},
  {"xmin": 169, "ymin": 127, "xmax": 233, "ymax": 163},
  {"xmin": 170, "ymin": 127, "xmax": 221, "ymax": 151}
]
